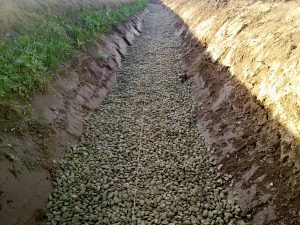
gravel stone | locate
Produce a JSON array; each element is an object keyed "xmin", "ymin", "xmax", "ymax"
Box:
[{"xmin": 46, "ymin": 3, "xmax": 242, "ymax": 225}]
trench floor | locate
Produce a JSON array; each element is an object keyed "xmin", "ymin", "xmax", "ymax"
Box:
[{"xmin": 46, "ymin": 4, "xmax": 242, "ymax": 225}]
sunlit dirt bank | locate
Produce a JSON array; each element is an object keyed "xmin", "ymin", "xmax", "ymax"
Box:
[{"xmin": 162, "ymin": 0, "xmax": 300, "ymax": 224}]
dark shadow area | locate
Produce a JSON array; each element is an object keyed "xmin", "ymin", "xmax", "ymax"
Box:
[{"xmin": 168, "ymin": 7, "xmax": 300, "ymax": 225}]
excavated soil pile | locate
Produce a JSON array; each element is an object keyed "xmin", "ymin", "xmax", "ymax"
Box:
[{"xmin": 162, "ymin": 0, "xmax": 300, "ymax": 224}]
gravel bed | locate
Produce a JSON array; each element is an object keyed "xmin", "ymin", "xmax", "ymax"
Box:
[{"xmin": 46, "ymin": 4, "xmax": 245, "ymax": 225}]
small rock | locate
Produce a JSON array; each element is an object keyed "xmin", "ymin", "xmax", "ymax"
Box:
[{"xmin": 183, "ymin": 220, "xmax": 192, "ymax": 225}]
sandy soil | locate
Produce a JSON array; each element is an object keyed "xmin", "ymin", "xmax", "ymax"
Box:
[
  {"xmin": 162, "ymin": 0, "xmax": 300, "ymax": 169},
  {"xmin": 165, "ymin": 1, "xmax": 300, "ymax": 224}
]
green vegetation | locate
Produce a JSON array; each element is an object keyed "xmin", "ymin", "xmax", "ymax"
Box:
[
  {"xmin": 0, "ymin": 0, "xmax": 133, "ymax": 36},
  {"xmin": 0, "ymin": 0, "xmax": 148, "ymax": 98}
]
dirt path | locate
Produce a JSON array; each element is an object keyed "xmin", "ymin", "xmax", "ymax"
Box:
[{"xmin": 46, "ymin": 4, "xmax": 245, "ymax": 225}]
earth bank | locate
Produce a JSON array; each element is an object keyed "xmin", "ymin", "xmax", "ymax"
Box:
[
  {"xmin": 161, "ymin": 0, "xmax": 300, "ymax": 224},
  {"xmin": 0, "ymin": 9, "xmax": 147, "ymax": 225}
]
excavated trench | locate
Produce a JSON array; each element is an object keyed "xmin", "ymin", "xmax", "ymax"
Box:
[
  {"xmin": 44, "ymin": 2, "xmax": 300, "ymax": 225},
  {"xmin": 1, "ymin": 2, "xmax": 299, "ymax": 225},
  {"xmin": 46, "ymin": 4, "xmax": 246, "ymax": 225}
]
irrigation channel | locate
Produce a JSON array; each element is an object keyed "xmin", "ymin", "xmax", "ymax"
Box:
[{"xmin": 46, "ymin": 4, "xmax": 245, "ymax": 225}]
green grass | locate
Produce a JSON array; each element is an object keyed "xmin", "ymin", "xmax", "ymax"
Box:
[{"xmin": 0, "ymin": 0, "xmax": 148, "ymax": 98}]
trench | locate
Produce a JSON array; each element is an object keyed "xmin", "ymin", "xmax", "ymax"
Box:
[{"xmin": 46, "ymin": 4, "xmax": 246, "ymax": 225}]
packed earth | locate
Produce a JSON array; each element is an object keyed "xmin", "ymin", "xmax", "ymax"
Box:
[{"xmin": 46, "ymin": 4, "xmax": 246, "ymax": 225}]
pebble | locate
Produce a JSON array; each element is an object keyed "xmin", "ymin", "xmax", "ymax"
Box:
[
  {"xmin": 183, "ymin": 220, "xmax": 191, "ymax": 225},
  {"xmin": 203, "ymin": 210, "xmax": 209, "ymax": 217}
]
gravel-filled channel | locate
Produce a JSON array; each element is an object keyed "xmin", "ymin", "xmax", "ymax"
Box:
[{"xmin": 46, "ymin": 4, "xmax": 245, "ymax": 225}]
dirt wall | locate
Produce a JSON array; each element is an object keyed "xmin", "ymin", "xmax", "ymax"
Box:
[
  {"xmin": 162, "ymin": 0, "xmax": 300, "ymax": 168},
  {"xmin": 161, "ymin": 0, "xmax": 300, "ymax": 224},
  {"xmin": 0, "ymin": 9, "xmax": 148, "ymax": 225}
]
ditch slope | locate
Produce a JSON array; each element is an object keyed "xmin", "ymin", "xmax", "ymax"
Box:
[
  {"xmin": 0, "ymin": 8, "xmax": 147, "ymax": 225},
  {"xmin": 162, "ymin": 0, "xmax": 300, "ymax": 224}
]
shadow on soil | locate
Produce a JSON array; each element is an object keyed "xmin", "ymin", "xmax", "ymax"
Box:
[{"xmin": 171, "ymin": 9, "xmax": 300, "ymax": 225}]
